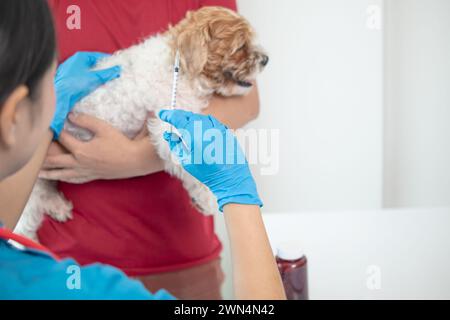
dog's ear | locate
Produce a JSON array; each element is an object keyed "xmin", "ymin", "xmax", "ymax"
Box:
[{"xmin": 176, "ymin": 20, "xmax": 210, "ymax": 77}]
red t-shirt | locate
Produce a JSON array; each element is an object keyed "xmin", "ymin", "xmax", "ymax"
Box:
[{"xmin": 38, "ymin": 0, "xmax": 237, "ymax": 276}]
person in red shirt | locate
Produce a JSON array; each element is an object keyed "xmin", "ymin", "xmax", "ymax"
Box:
[{"xmin": 38, "ymin": 0, "xmax": 260, "ymax": 299}]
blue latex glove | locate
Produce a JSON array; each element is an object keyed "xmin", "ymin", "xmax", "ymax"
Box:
[
  {"xmin": 51, "ymin": 52, "xmax": 121, "ymax": 139},
  {"xmin": 159, "ymin": 109, "xmax": 263, "ymax": 212}
]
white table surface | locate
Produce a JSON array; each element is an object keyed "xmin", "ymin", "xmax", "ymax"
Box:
[{"xmin": 262, "ymin": 208, "xmax": 450, "ymax": 300}]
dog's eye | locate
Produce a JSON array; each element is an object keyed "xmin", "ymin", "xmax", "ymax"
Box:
[{"xmin": 224, "ymin": 71, "xmax": 233, "ymax": 79}]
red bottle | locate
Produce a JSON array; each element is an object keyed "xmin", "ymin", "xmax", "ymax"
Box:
[{"xmin": 276, "ymin": 243, "xmax": 308, "ymax": 300}]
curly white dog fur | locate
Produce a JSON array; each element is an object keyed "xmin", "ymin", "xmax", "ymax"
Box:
[{"xmin": 15, "ymin": 6, "xmax": 268, "ymax": 240}]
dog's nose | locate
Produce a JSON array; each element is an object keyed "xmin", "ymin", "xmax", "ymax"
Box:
[{"xmin": 261, "ymin": 55, "xmax": 269, "ymax": 67}]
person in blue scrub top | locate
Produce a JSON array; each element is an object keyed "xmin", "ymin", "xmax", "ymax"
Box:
[{"xmin": 0, "ymin": 0, "xmax": 285, "ymax": 300}]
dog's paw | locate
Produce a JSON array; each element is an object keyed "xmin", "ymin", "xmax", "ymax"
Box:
[{"xmin": 45, "ymin": 196, "xmax": 73, "ymax": 222}]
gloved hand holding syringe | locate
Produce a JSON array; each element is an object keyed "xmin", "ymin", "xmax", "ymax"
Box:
[{"xmin": 159, "ymin": 109, "xmax": 286, "ymax": 299}]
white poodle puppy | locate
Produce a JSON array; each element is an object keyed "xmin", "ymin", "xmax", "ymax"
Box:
[{"xmin": 15, "ymin": 6, "xmax": 269, "ymax": 240}]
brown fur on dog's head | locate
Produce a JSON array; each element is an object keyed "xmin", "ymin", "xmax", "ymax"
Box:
[{"xmin": 168, "ymin": 6, "xmax": 268, "ymax": 96}]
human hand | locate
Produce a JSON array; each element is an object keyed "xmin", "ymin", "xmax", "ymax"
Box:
[
  {"xmin": 159, "ymin": 109, "xmax": 262, "ymax": 211},
  {"xmin": 40, "ymin": 113, "xmax": 163, "ymax": 183},
  {"xmin": 51, "ymin": 52, "xmax": 121, "ymax": 139}
]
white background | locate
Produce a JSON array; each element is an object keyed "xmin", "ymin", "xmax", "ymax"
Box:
[
  {"xmin": 236, "ymin": 0, "xmax": 450, "ymax": 212},
  {"xmin": 383, "ymin": 0, "xmax": 450, "ymax": 208},
  {"xmin": 215, "ymin": 0, "xmax": 450, "ymax": 299},
  {"xmin": 239, "ymin": 0, "xmax": 384, "ymax": 212}
]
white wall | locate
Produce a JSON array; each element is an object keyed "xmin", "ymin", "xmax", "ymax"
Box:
[
  {"xmin": 383, "ymin": 0, "xmax": 450, "ymax": 208},
  {"xmin": 218, "ymin": 0, "xmax": 385, "ymax": 299},
  {"xmin": 238, "ymin": 0, "xmax": 384, "ymax": 212},
  {"xmin": 216, "ymin": 0, "xmax": 450, "ymax": 299}
]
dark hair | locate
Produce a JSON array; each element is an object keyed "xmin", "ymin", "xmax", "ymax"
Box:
[{"xmin": 0, "ymin": 0, "xmax": 56, "ymax": 104}]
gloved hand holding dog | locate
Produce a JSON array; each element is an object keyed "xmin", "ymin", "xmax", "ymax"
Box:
[
  {"xmin": 51, "ymin": 52, "xmax": 121, "ymax": 139},
  {"xmin": 159, "ymin": 109, "xmax": 263, "ymax": 211}
]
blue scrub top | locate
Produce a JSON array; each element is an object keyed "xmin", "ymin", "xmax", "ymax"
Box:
[{"xmin": 0, "ymin": 222, "xmax": 175, "ymax": 300}]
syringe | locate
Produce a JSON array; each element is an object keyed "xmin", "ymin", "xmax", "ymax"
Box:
[{"xmin": 169, "ymin": 51, "xmax": 189, "ymax": 151}]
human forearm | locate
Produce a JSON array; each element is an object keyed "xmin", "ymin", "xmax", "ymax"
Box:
[
  {"xmin": 40, "ymin": 116, "xmax": 165, "ymax": 183},
  {"xmin": 0, "ymin": 131, "xmax": 53, "ymax": 229},
  {"xmin": 203, "ymin": 85, "xmax": 260, "ymax": 129},
  {"xmin": 223, "ymin": 204, "xmax": 286, "ymax": 300},
  {"xmin": 130, "ymin": 134, "xmax": 164, "ymax": 176}
]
